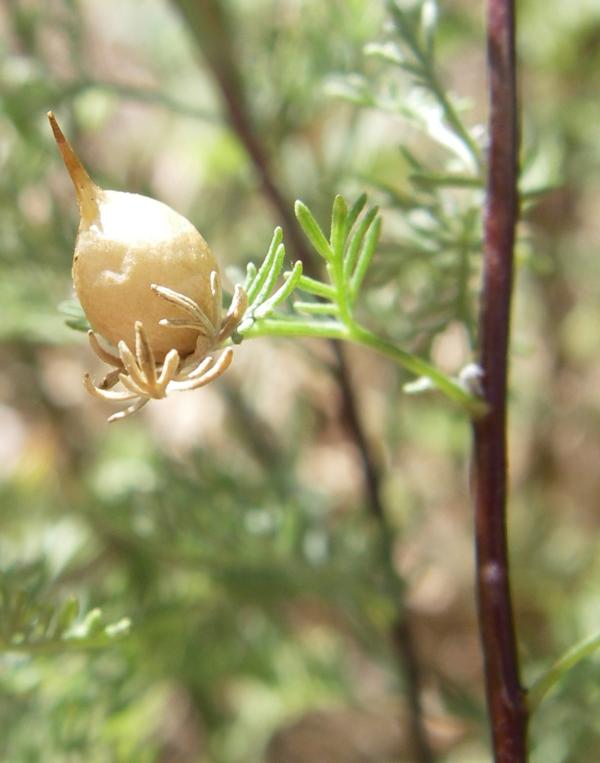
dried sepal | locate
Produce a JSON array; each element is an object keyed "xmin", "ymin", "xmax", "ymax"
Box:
[
  {"xmin": 88, "ymin": 331, "xmax": 121, "ymax": 368},
  {"xmin": 82, "ymin": 285, "xmax": 246, "ymax": 421},
  {"xmin": 169, "ymin": 349, "xmax": 234, "ymax": 393},
  {"xmin": 99, "ymin": 369, "xmax": 122, "ymax": 390},
  {"xmin": 152, "ymin": 283, "xmax": 217, "ymax": 338},
  {"xmin": 83, "ymin": 374, "xmax": 139, "ymax": 402},
  {"xmin": 108, "ymin": 398, "xmax": 149, "ymax": 424},
  {"xmin": 217, "ymin": 285, "xmax": 248, "ymax": 342}
]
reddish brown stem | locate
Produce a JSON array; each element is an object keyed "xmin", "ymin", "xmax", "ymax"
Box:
[
  {"xmin": 172, "ymin": 3, "xmax": 434, "ymax": 760},
  {"xmin": 472, "ymin": 1, "xmax": 527, "ymax": 761},
  {"xmin": 332, "ymin": 343, "xmax": 434, "ymax": 763},
  {"xmin": 173, "ymin": 0, "xmax": 314, "ymax": 274}
]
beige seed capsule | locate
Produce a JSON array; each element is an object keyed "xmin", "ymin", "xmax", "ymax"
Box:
[{"xmin": 48, "ymin": 112, "xmax": 220, "ymax": 361}]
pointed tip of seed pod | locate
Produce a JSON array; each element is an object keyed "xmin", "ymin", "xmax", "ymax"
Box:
[
  {"xmin": 47, "ymin": 111, "xmax": 100, "ymax": 225},
  {"xmin": 47, "ymin": 111, "xmax": 61, "ymax": 141}
]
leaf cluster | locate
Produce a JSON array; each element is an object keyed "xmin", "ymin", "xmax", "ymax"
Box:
[
  {"xmin": 0, "ymin": 563, "xmax": 130, "ymax": 655},
  {"xmin": 293, "ymin": 194, "xmax": 381, "ymax": 323}
]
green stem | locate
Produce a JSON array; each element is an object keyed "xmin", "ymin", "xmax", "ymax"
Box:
[
  {"xmin": 241, "ymin": 318, "xmax": 487, "ymax": 417},
  {"xmin": 350, "ymin": 323, "xmax": 486, "ymax": 415},
  {"xmin": 528, "ymin": 631, "xmax": 600, "ymax": 712},
  {"xmin": 241, "ymin": 318, "xmax": 350, "ymax": 340}
]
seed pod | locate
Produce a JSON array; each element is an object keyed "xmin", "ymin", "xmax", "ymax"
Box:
[{"xmin": 48, "ymin": 112, "xmax": 220, "ymax": 360}]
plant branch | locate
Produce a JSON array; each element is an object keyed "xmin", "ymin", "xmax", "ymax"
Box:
[
  {"xmin": 242, "ymin": 318, "xmax": 485, "ymax": 417},
  {"xmin": 60, "ymin": 78, "xmax": 218, "ymax": 123},
  {"xmin": 385, "ymin": 0, "xmax": 482, "ymax": 172},
  {"xmin": 172, "ymin": 0, "xmax": 316, "ymax": 275},
  {"xmin": 472, "ymin": 1, "xmax": 527, "ymax": 761},
  {"xmin": 331, "ymin": 342, "xmax": 434, "ymax": 763},
  {"xmin": 172, "ymin": 3, "xmax": 435, "ymax": 760}
]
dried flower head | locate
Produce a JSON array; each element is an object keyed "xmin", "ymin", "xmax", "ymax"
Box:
[{"xmin": 48, "ymin": 112, "xmax": 247, "ymax": 421}]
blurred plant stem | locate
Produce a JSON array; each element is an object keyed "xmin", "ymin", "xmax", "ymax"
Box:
[
  {"xmin": 332, "ymin": 343, "xmax": 434, "ymax": 763},
  {"xmin": 60, "ymin": 79, "xmax": 218, "ymax": 122},
  {"xmin": 172, "ymin": 0, "xmax": 312, "ymax": 273},
  {"xmin": 528, "ymin": 631, "xmax": 600, "ymax": 712},
  {"xmin": 472, "ymin": 1, "xmax": 527, "ymax": 760},
  {"xmin": 171, "ymin": 1, "xmax": 434, "ymax": 760}
]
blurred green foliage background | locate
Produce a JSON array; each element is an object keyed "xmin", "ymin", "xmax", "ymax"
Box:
[{"xmin": 2, "ymin": 1, "xmax": 600, "ymax": 761}]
